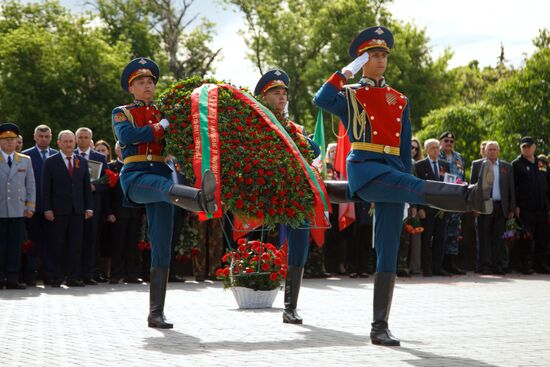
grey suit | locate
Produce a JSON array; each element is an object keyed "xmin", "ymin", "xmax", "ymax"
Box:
[
  {"xmin": 471, "ymin": 159, "xmax": 515, "ymax": 272},
  {"xmin": 0, "ymin": 151, "xmax": 36, "ymax": 284}
]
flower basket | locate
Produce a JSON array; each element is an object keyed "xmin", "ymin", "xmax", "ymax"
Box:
[
  {"xmin": 217, "ymin": 239, "xmax": 287, "ymax": 308},
  {"xmin": 231, "ymin": 286, "xmax": 279, "ymax": 309}
]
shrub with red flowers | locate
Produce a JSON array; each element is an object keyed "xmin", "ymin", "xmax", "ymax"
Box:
[
  {"xmin": 158, "ymin": 76, "xmax": 315, "ymax": 229},
  {"xmin": 173, "ymin": 215, "xmax": 200, "ymax": 262},
  {"xmin": 216, "ymin": 238, "xmax": 287, "ymax": 291}
]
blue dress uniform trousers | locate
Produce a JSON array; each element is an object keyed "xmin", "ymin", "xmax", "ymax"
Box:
[
  {"xmin": 286, "ymin": 222, "xmax": 310, "ymax": 268},
  {"xmin": 121, "ymin": 168, "xmax": 174, "ymax": 268}
]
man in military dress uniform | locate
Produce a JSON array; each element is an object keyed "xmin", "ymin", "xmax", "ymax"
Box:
[
  {"xmin": 315, "ymin": 26, "xmax": 494, "ymax": 346},
  {"xmin": 113, "ymin": 57, "xmax": 217, "ymax": 329},
  {"xmin": 254, "ymin": 69, "xmax": 321, "ymax": 324},
  {"xmin": 0, "ymin": 123, "xmax": 36, "ymax": 290}
]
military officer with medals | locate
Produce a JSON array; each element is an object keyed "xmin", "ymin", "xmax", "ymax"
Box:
[
  {"xmin": 254, "ymin": 69, "xmax": 320, "ymax": 324},
  {"xmin": 315, "ymin": 26, "xmax": 495, "ymax": 346},
  {"xmin": 0, "ymin": 123, "xmax": 36, "ymax": 290},
  {"xmin": 113, "ymin": 57, "xmax": 217, "ymax": 329}
]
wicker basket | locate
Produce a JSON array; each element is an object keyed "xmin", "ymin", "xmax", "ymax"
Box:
[{"xmin": 231, "ymin": 286, "xmax": 279, "ymax": 309}]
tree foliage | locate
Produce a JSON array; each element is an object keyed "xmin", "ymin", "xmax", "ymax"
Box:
[
  {"xmin": 487, "ymin": 47, "xmax": 550, "ymax": 158},
  {"xmin": 417, "ymin": 102, "xmax": 497, "ymax": 172},
  {"xmin": 226, "ymin": 0, "xmax": 454, "ymax": 134},
  {"xmin": 0, "ymin": 0, "xmax": 130, "ymax": 144}
]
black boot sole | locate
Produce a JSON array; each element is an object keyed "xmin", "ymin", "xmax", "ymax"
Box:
[{"xmin": 148, "ymin": 321, "xmax": 174, "ymax": 329}]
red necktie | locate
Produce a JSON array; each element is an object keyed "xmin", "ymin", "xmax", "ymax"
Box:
[{"xmin": 67, "ymin": 156, "xmax": 74, "ymax": 176}]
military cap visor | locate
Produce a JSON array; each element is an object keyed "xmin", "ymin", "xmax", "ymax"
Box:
[
  {"xmin": 439, "ymin": 131, "xmax": 455, "ymax": 141},
  {"xmin": 349, "ymin": 26, "xmax": 393, "ymax": 58},
  {"xmin": 254, "ymin": 69, "xmax": 290, "ymax": 96},
  {"xmin": 520, "ymin": 136, "xmax": 535, "ymax": 146},
  {"xmin": 0, "ymin": 123, "xmax": 20, "ymax": 139},
  {"xmin": 120, "ymin": 57, "xmax": 160, "ymax": 92}
]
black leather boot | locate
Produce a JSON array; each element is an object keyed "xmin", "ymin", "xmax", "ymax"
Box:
[
  {"xmin": 169, "ymin": 169, "xmax": 217, "ymax": 213},
  {"xmin": 370, "ymin": 272, "xmax": 400, "ymax": 346},
  {"xmin": 147, "ymin": 267, "xmax": 173, "ymax": 329},
  {"xmin": 283, "ymin": 266, "xmax": 304, "ymax": 324},
  {"xmin": 422, "ymin": 161, "xmax": 494, "ymax": 214},
  {"xmin": 324, "ymin": 180, "xmax": 351, "ymax": 204}
]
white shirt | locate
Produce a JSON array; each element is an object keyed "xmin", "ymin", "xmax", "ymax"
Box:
[
  {"xmin": 36, "ymin": 145, "xmax": 51, "ymax": 159},
  {"xmin": 490, "ymin": 159, "xmax": 501, "ymax": 201},
  {"xmin": 1, "ymin": 150, "xmax": 14, "ymax": 165},
  {"xmin": 78, "ymin": 147, "xmax": 92, "ymax": 159},
  {"xmin": 60, "ymin": 151, "xmax": 75, "ymax": 171},
  {"xmin": 428, "ymin": 158, "xmax": 439, "ymax": 177}
]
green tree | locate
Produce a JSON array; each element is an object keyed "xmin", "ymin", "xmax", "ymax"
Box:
[
  {"xmin": 417, "ymin": 102, "xmax": 498, "ymax": 174},
  {"xmin": 226, "ymin": 0, "xmax": 454, "ymax": 134},
  {"xmin": 0, "ymin": 0, "xmax": 130, "ymax": 145},
  {"xmin": 487, "ymin": 47, "xmax": 550, "ymax": 158},
  {"xmin": 93, "ymin": 0, "xmax": 161, "ymax": 59}
]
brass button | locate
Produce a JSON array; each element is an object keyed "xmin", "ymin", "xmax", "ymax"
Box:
[
  {"xmin": 373, "ymin": 131, "xmax": 378, "ymax": 135},
  {"xmin": 396, "ymin": 118, "xmax": 401, "ymax": 122},
  {"xmin": 146, "ymin": 154, "xmax": 153, "ymax": 161},
  {"xmin": 370, "ymin": 115, "xmax": 375, "ymax": 120},
  {"xmin": 383, "ymin": 146, "xmax": 391, "ymax": 154},
  {"xmin": 395, "ymin": 133, "xmax": 400, "ymax": 137},
  {"xmin": 399, "ymin": 105, "xmax": 403, "ymax": 110},
  {"xmin": 148, "ymin": 120, "xmax": 152, "ymax": 124},
  {"xmin": 146, "ymin": 107, "xmax": 150, "ymax": 110}
]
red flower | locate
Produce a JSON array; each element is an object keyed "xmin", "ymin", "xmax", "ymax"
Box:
[
  {"xmin": 269, "ymin": 272, "xmax": 278, "ymax": 281},
  {"xmin": 21, "ymin": 240, "xmax": 33, "ymax": 253},
  {"xmin": 191, "ymin": 248, "xmax": 200, "ymax": 257},
  {"xmin": 261, "ymin": 262, "xmax": 271, "ymax": 271},
  {"xmin": 235, "ymin": 199, "xmax": 245, "ymax": 209}
]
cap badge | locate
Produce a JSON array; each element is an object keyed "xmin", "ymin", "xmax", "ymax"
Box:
[
  {"xmin": 375, "ymin": 27, "xmax": 384, "ymax": 35},
  {"xmin": 274, "ymin": 70, "xmax": 281, "ymax": 76},
  {"xmin": 138, "ymin": 58, "xmax": 147, "ymax": 65}
]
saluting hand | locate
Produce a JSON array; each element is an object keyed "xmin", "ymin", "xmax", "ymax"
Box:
[
  {"xmin": 342, "ymin": 52, "xmax": 370, "ymax": 79},
  {"xmin": 85, "ymin": 210, "xmax": 94, "ymax": 220},
  {"xmin": 24, "ymin": 210, "xmax": 34, "ymax": 218}
]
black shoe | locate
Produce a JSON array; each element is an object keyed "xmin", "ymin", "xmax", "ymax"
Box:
[
  {"xmin": 433, "ymin": 268, "xmax": 451, "ymax": 276},
  {"xmin": 283, "ymin": 309, "xmax": 303, "ymax": 324},
  {"xmin": 535, "ymin": 266, "xmax": 550, "ymax": 274},
  {"xmin": 359, "ymin": 272, "xmax": 370, "ymax": 278},
  {"xmin": 283, "ymin": 266, "xmax": 304, "ymax": 325},
  {"xmin": 423, "ymin": 271, "xmax": 433, "ymax": 277},
  {"xmin": 94, "ymin": 275, "xmax": 108, "ymax": 283},
  {"xmin": 521, "ymin": 268, "xmax": 534, "ymax": 275},
  {"xmin": 148, "ymin": 267, "xmax": 173, "ymax": 329},
  {"xmin": 168, "ymin": 275, "xmax": 186, "ymax": 282},
  {"xmin": 371, "ymin": 272, "xmax": 400, "ymax": 346},
  {"xmin": 25, "ymin": 279, "xmax": 37, "ymax": 287},
  {"xmin": 66, "ymin": 279, "xmax": 85, "ymax": 287},
  {"xmin": 492, "ymin": 269, "xmax": 506, "ymax": 275},
  {"xmin": 109, "ymin": 278, "xmax": 121, "ymax": 284},
  {"xmin": 83, "ymin": 277, "xmax": 98, "ymax": 285},
  {"xmin": 349, "ymin": 272, "xmax": 359, "ymax": 278},
  {"xmin": 125, "ymin": 277, "xmax": 144, "ymax": 283},
  {"xmin": 396, "ymin": 269, "xmax": 411, "ymax": 278},
  {"xmin": 6, "ymin": 282, "xmax": 26, "ymax": 290},
  {"xmin": 51, "ymin": 280, "xmax": 62, "ymax": 288}
]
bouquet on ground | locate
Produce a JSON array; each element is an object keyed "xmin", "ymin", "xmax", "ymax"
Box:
[{"xmin": 216, "ymin": 238, "xmax": 287, "ymax": 291}]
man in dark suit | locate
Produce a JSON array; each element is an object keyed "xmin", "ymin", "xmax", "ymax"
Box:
[
  {"xmin": 75, "ymin": 127, "xmax": 108, "ymax": 284},
  {"xmin": 415, "ymin": 139, "xmax": 450, "ymax": 276},
  {"xmin": 42, "ymin": 130, "xmax": 93, "ymax": 287},
  {"xmin": 471, "ymin": 141, "xmax": 516, "ymax": 274},
  {"xmin": 21, "ymin": 124, "xmax": 58, "ymax": 285},
  {"xmin": 107, "ymin": 142, "xmax": 143, "ymax": 284}
]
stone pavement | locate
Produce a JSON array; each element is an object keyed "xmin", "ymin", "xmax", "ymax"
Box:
[{"xmin": 1, "ymin": 273, "xmax": 550, "ymax": 367}]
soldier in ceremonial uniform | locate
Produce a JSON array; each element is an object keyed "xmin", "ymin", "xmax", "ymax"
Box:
[
  {"xmin": 0, "ymin": 123, "xmax": 36, "ymax": 290},
  {"xmin": 254, "ymin": 69, "xmax": 321, "ymax": 324},
  {"xmin": 113, "ymin": 57, "xmax": 217, "ymax": 329},
  {"xmin": 315, "ymin": 26, "xmax": 494, "ymax": 346}
]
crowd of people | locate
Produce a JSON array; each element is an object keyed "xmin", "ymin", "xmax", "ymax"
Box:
[
  {"xmin": 323, "ymin": 134, "xmax": 550, "ymax": 279},
  {"xmin": 1, "ymin": 120, "xmax": 548, "ymax": 291}
]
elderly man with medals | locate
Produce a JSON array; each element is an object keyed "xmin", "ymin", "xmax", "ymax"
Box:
[
  {"xmin": 315, "ymin": 26, "xmax": 495, "ymax": 346},
  {"xmin": 254, "ymin": 70, "xmax": 321, "ymax": 324},
  {"xmin": 112, "ymin": 58, "xmax": 217, "ymax": 329}
]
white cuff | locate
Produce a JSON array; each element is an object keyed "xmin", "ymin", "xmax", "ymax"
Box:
[{"xmin": 159, "ymin": 118, "xmax": 170, "ymax": 129}]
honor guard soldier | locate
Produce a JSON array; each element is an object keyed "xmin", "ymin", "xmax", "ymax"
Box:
[
  {"xmin": 0, "ymin": 123, "xmax": 36, "ymax": 290},
  {"xmin": 254, "ymin": 69, "xmax": 321, "ymax": 325},
  {"xmin": 113, "ymin": 57, "xmax": 217, "ymax": 329},
  {"xmin": 315, "ymin": 26, "xmax": 495, "ymax": 346}
]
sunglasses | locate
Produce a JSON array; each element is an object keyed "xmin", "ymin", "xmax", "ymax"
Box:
[
  {"xmin": 411, "ymin": 146, "xmax": 419, "ymax": 151},
  {"xmin": 443, "ymin": 139, "xmax": 454, "ymax": 143}
]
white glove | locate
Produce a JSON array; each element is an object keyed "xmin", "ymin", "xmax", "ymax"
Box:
[
  {"xmin": 159, "ymin": 118, "xmax": 170, "ymax": 129},
  {"xmin": 341, "ymin": 52, "xmax": 370, "ymax": 78}
]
